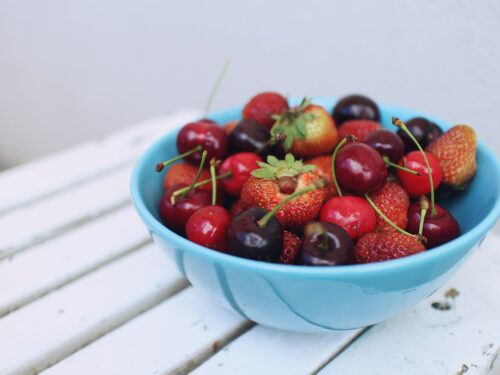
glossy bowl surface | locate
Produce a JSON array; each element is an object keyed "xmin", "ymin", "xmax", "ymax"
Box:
[{"xmin": 131, "ymin": 98, "xmax": 500, "ymax": 332}]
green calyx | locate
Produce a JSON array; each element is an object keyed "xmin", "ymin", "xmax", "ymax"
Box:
[
  {"xmin": 271, "ymin": 97, "xmax": 316, "ymax": 151},
  {"xmin": 251, "ymin": 153, "xmax": 315, "ymax": 180}
]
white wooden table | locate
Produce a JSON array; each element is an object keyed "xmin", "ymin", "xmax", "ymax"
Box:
[{"xmin": 1, "ymin": 111, "xmax": 499, "ymax": 375}]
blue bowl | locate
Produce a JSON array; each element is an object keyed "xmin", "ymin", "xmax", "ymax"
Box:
[{"xmin": 131, "ymin": 98, "xmax": 500, "ymax": 332}]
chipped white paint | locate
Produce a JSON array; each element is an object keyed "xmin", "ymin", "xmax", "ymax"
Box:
[{"xmin": 43, "ymin": 288, "xmax": 250, "ymax": 375}]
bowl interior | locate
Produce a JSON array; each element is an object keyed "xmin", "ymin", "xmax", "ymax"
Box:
[{"xmin": 135, "ymin": 98, "xmax": 500, "ymax": 247}]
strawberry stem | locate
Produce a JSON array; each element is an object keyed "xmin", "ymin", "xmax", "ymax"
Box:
[
  {"xmin": 156, "ymin": 145, "xmax": 202, "ymax": 172},
  {"xmin": 257, "ymin": 179, "xmax": 327, "ymax": 228},
  {"xmin": 170, "ymin": 172, "xmax": 232, "ymax": 204},
  {"xmin": 383, "ymin": 156, "xmax": 421, "ymax": 176},
  {"xmin": 418, "ymin": 196, "xmax": 429, "ymax": 236},
  {"xmin": 365, "ymin": 194, "xmax": 424, "ymax": 242},
  {"xmin": 204, "ymin": 61, "xmax": 230, "ymax": 115},
  {"xmin": 210, "ymin": 159, "xmax": 217, "ymax": 206},
  {"xmin": 392, "ymin": 117, "xmax": 436, "ymax": 216}
]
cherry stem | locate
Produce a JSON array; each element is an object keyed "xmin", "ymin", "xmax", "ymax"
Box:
[
  {"xmin": 204, "ymin": 61, "xmax": 230, "ymax": 115},
  {"xmin": 365, "ymin": 194, "xmax": 425, "ymax": 242},
  {"xmin": 392, "ymin": 117, "xmax": 436, "ymax": 216},
  {"xmin": 170, "ymin": 171, "xmax": 232, "ymax": 204},
  {"xmin": 210, "ymin": 159, "xmax": 217, "ymax": 206},
  {"xmin": 330, "ymin": 135, "xmax": 356, "ymax": 197},
  {"xmin": 156, "ymin": 145, "xmax": 202, "ymax": 172},
  {"xmin": 257, "ymin": 179, "xmax": 327, "ymax": 228},
  {"xmin": 256, "ymin": 133, "xmax": 287, "ymax": 155},
  {"xmin": 418, "ymin": 196, "xmax": 429, "ymax": 236},
  {"xmin": 383, "ymin": 156, "xmax": 421, "ymax": 176},
  {"xmin": 181, "ymin": 150, "xmax": 207, "ymax": 199}
]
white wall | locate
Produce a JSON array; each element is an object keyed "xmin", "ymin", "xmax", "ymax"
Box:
[{"xmin": 0, "ymin": 0, "xmax": 499, "ymax": 169}]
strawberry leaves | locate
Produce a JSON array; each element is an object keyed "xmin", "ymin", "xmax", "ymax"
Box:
[
  {"xmin": 251, "ymin": 153, "xmax": 315, "ymax": 180},
  {"xmin": 271, "ymin": 98, "xmax": 316, "ymax": 151}
]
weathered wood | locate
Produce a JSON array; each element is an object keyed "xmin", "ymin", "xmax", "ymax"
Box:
[
  {"xmin": 0, "ymin": 245, "xmax": 187, "ymax": 375},
  {"xmin": 0, "ymin": 205, "xmax": 149, "ymax": 317},
  {"xmin": 42, "ymin": 288, "xmax": 250, "ymax": 375}
]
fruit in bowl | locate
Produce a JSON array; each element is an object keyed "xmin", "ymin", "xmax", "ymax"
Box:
[{"xmin": 131, "ymin": 95, "xmax": 500, "ymax": 332}]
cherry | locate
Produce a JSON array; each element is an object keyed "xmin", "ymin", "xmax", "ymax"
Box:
[
  {"xmin": 332, "ymin": 94, "xmax": 380, "ymax": 126},
  {"xmin": 176, "ymin": 120, "xmax": 228, "ymax": 164},
  {"xmin": 406, "ymin": 200, "xmax": 460, "ymax": 249},
  {"xmin": 219, "ymin": 152, "xmax": 263, "ymax": 196},
  {"xmin": 228, "ymin": 207, "xmax": 283, "ymax": 261},
  {"xmin": 159, "ymin": 183, "xmax": 211, "ymax": 234},
  {"xmin": 320, "ymin": 196, "xmax": 376, "ymax": 239},
  {"xmin": 185, "ymin": 205, "xmax": 231, "ymax": 251},
  {"xmin": 397, "ymin": 117, "xmax": 443, "ymax": 152},
  {"xmin": 229, "ymin": 119, "xmax": 282, "ymax": 156},
  {"xmin": 364, "ymin": 129, "xmax": 405, "ymax": 163},
  {"xmin": 300, "ymin": 222, "xmax": 353, "ymax": 266},
  {"xmin": 397, "ymin": 151, "xmax": 442, "ymax": 197},
  {"xmin": 334, "ymin": 143, "xmax": 387, "ymax": 195}
]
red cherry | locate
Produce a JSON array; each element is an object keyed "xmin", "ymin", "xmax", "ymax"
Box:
[
  {"xmin": 185, "ymin": 205, "xmax": 231, "ymax": 251},
  {"xmin": 397, "ymin": 151, "xmax": 442, "ymax": 197},
  {"xmin": 364, "ymin": 129, "xmax": 405, "ymax": 163},
  {"xmin": 335, "ymin": 143, "xmax": 387, "ymax": 195},
  {"xmin": 176, "ymin": 121, "xmax": 228, "ymax": 164},
  {"xmin": 159, "ymin": 184, "xmax": 211, "ymax": 234},
  {"xmin": 407, "ymin": 202, "xmax": 460, "ymax": 248},
  {"xmin": 242, "ymin": 92, "xmax": 289, "ymax": 128},
  {"xmin": 320, "ymin": 196, "xmax": 377, "ymax": 239},
  {"xmin": 219, "ymin": 152, "xmax": 263, "ymax": 196}
]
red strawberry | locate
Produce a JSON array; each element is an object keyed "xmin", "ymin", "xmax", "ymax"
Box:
[
  {"xmin": 369, "ymin": 181, "xmax": 409, "ymax": 232},
  {"xmin": 426, "ymin": 125, "xmax": 477, "ymax": 189},
  {"xmin": 354, "ymin": 232, "xmax": 425, "ymax": 264},
  {"xmin": 240, "ymin": 154, "xmax": 326, "ymax": 231},
  {"xmin": 305, "ymin": 155, "xmax": 338, "ymax": 199},
  {"xmin": 163, "ymin": 163, "xmax": 211, "ymax": 192},
  {"xmin": 272, "ymin": 99, "xmax": 339, "ymax": 159},
  {"xmin": 338, "ymin": 120, "xmax": 381, "ymax": 142},
  {"xmin": 243, "ymin": 92, "xmax": 289, "ymax": 128},
  {"xmin": 279, "ymin": 231, "xmax": 302, "ymax": 264}
]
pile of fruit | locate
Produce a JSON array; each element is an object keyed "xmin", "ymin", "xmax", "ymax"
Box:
[{"xmin": 156, "ymin": 92, "xmax": 477, "ymax": 266}]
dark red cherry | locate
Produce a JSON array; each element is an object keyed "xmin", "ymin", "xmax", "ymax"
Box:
[
  {"xmin": 319, "ymin": 196, "xmax": 377, "ymax": 239},
  {"xmin": 364, "ymin": 129, "xmax": 405, "ymax": 163},
  {"xmin": 335, "ymin": 143, "xmax": 387, "ymax": 195},
  {"xmin": 176, "ymin": 120, "xmax": 228, "ymax": 164},
  {"xmin": 300, "ymin": 222, "xmax": 353, "ymax": 266},
  {"xmin": 397, "ymin": 117, "xmax": 443, "ymax": 152},
  {"xmin": 332, "ymin": 94, "xmax": 380, "ymax": 126},
  {"xmin": 227, "ymin": 207, "xmax": 283, "ymax": 261},
  {"xmin": 159, "ymin": 184, "xmax": 211, "ymax": 234},
  {"xmin": 228, "ymin": 119, "xmax": 272, "ymax": 154},
  {"xmin": 407, "ymin": 202, "xmax": 460, "ymax": 249},
  {"xmin": 185, "ymin": 205, "xmax": 231, "ymax": 251},
  {"xmin": 219, "ymin": 152, "xmax": 263, "ymax": 196}
]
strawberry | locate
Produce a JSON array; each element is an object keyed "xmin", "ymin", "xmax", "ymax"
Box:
[
  {"xmin": 426, "ymin": 125, "xmax": 477, "ymax": 189},
  {"xmin": 243, "ymin": 92, "xmax": 289, "ymax": 128},
  {"xmin": 279, "ymin": 231, "xmax": 302, "ymax": 264},
  {"xmin": 240, "ymin": 154, "xmax": 326, "ymax": 231},
  {"xmin": 272, "ymin": 99, "xmax": 338, "ymax": 159},
  {"xmin": 163, "ymin": 163, "xmax": 211, "ymax": 192},
  {"xmin": 369, "ymin": 181, "xmax": 409, "ymax": 232},
  {"xmin": 354, "ymin": 232, "xmax": 425, "ymax": 264},
  {"xmin": 338, "ymin": 120, "xmax": 381, "ymax": 142},
  {"xmin": 305, "ymin": 155, "xmax": 338, "ymax": 199}
]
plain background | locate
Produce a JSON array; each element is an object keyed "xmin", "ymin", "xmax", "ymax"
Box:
[{"xmin": 0, "ymin": 0, "xmax": 499, "ymax": 170}]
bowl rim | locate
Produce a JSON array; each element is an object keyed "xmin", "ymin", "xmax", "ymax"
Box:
[{"xmin": 131, "ymin": 98, "xmax": 500, "ymax": 276}]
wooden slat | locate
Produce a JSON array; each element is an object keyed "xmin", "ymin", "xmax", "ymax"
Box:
[
  {"xmin": 0, "ymin": 167, "xmax": 132, "ymax": 260},
  {"xmin": 42, "ymin": 288, "xmax": 250, "ymax": 375},
  {"xmin": 0, "ymin": 205, "xmax": 149, "ymax": 317},
  {"xmin": 190, "ymin": 326, "xmax": 364, "ymax": 375},
  {"xmin": 0, "ymin": 244, "xmax": 187, "ymax": 375},
  {"xmin": 318, "ymin": 234, "xmax": 500, "ymax": 375},
  {"xmin": 0, "ymin": 111, "xmax": 197, "ymax": 216}
]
